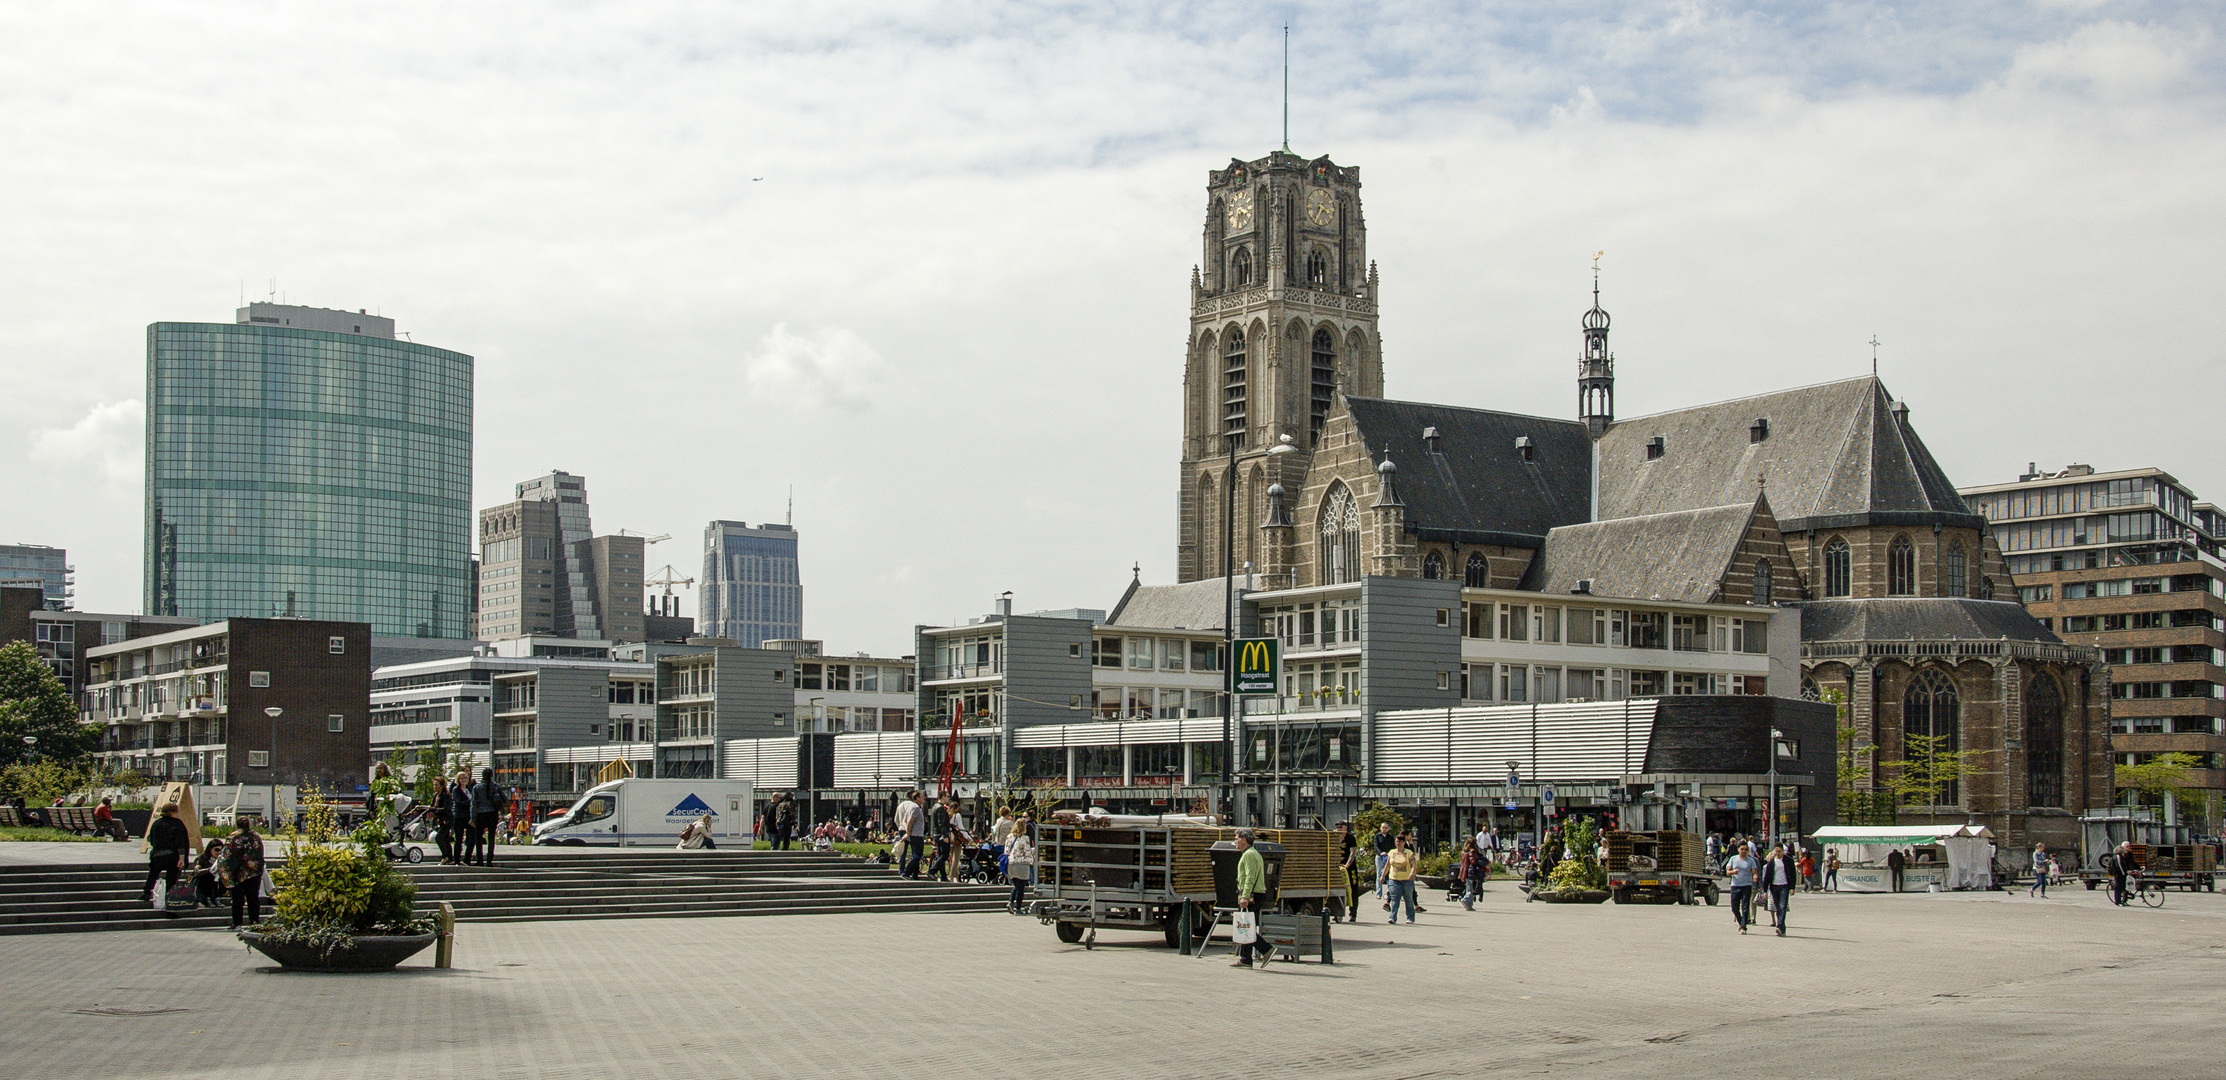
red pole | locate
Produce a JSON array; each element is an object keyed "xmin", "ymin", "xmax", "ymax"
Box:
[{"xmin": 938, "ymin": 702, "xmax": 964, "ymax": 801}]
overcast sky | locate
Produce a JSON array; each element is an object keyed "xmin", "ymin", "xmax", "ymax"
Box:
[{"xmin": 5, "ymin": 2, "xmax": 2222, "ymax": 656}]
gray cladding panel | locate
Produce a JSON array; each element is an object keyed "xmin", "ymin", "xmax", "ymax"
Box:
[
  {"xmin": 1001, "ymin": 616, "xmax": 1095, "ymax": 728},
  {"xmin": 716, "ymin": 646, "xmax": 794, "ymax": 739},
  {"xmin": 1360, "ymin": 576, "xmax": 1463, "ymax": 713},
  {"xmin": 534, "ymin": 667, "xmax": 609, "ymax": 751}
]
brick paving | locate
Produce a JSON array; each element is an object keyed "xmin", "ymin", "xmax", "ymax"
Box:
[{"xmin": 3, "ymin": 881, "xmax": 2221, "ymax": 1079}]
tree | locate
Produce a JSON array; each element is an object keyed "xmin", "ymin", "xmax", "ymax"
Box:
[
  {"xmin": 2116, "ymin": 752, "xmax": 2202, "ymax": 815},
  {"xmin": 0, "ymin": 641, "xmax": 94, "ymax": 766},
  {"xmin": 1826, "ymin": 687, "xmax": 1896, "ymax": 826},
  {"xmin": 1887, "ymin": 733, "xmax": 1967, "ymax": 811}
]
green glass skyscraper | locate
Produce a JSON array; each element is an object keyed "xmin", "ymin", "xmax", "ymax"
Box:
[{"xmin": 146, "ymin": 303, "xmax": 473, "ymax": 637}]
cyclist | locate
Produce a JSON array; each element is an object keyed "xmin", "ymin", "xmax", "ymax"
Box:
[{"xmin": 2105, "ymin": 841, "xmax": 2133, "ymax": 906}]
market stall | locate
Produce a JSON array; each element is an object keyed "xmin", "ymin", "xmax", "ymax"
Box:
[{"xmin": 1812, "ymin": 825, "xmax": 1996, "ymax": 892}]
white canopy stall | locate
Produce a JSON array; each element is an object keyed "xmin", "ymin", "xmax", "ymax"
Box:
[{"xmin": 1812, "ymin": 825, "xmax": 1997, "ymax": 892}]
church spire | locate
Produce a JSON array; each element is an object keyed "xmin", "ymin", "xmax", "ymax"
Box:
[{"xmin": 1578, "ymin": 252, "xmax": 1615, "ymax": 439}]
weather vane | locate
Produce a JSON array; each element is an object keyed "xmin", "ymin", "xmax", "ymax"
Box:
[{"xmin": 1870, "ymin": 334, "xmax": 1882, "ymax": 377}]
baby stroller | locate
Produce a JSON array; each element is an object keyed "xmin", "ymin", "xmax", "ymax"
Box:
[{"xmin": 960, "ymin": 843, "xmax": 1004, "ymax": 885}]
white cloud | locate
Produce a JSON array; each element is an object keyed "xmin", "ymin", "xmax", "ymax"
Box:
[
  {"xmin": 29, "ymin": 400, "xmax": 143, "ymax": 487},
  {"xmin": 741, "ymin": 324, "xmax": 884, "ymax": 413},
  {"xmin": 2003, "ymin": 21, "xmax": 2202, "ymax": 98}
]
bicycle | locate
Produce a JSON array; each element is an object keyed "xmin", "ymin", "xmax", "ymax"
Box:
[{"xmin": 2112, "ymin": 873, "xmax": 2166, "ymax": 908}]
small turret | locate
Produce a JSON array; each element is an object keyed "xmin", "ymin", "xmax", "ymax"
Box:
[{"xmin": 1578, "ymin": 256, "xmax": 1615, "ymax": 439}]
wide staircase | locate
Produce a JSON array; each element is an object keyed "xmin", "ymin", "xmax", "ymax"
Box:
[{"xmin": 0, "ymin": 849, "xmax": 1004, "ymax": 935}]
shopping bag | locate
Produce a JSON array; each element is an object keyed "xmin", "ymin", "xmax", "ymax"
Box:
[
  {"xmin": 150, "ymin": 885, "xmax": 165, "ymax": 911},
  {"xmin": 1231, "ymin": 910, "xmax": 1258, "ymax": 944}
]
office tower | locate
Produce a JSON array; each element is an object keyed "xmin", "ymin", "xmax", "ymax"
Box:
[
  {"xmin": 0, "ymin": 544, "xmax": 72, "ymax": 610},
  {"xmin": 700, "ymin": 521, "xmax": 801, "ymax": 648},
  {"xmin": 479, "ymin": 472, "xmax": 651, "ymax": 643},
  {"xmin": 587, "ymin": 534, "xmax": 645, "ymax": 644},
  {"xmin": 513, "ymin": 471, "xmax": 599, "ymax": 640},
  {"xmin": 145, "ymin": 302, "xmax": 473, "ymax": 637},
  {"xmin": 477, "ymin": 498, "xmax": 561, "ymax": 640}
]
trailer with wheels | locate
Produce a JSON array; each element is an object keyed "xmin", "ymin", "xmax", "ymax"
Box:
[
  {"xmin": 2072, "ymin": 810, "xmax": 2220, "ymax": 892},
  {"xmin": 1604, "ymin": 830, "xmax": 1719, "ymax": 906},
  {"xmin": 1027, "ymin": 820, "xmax": 1340, "ymax": 950}
]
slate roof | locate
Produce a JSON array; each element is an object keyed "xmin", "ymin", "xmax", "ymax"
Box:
[
  {"xmin": 1521, "ymin": 502, "xmax": 1757, "ymax": 604},
  {"xmin": 1593, "ymin": 377, "xmax": 1980, "ymax": 532},
  {"xmin": 1342, "ymin": 397, "xmax": 1593, "ymax": 547},
  {"xmin": 1799, "ymin": 599, "xmax": 2064, "ymax": 644},
  {"xmin": 1108, "ymin": 577, "xmax": 1239, "ymax": 630}
]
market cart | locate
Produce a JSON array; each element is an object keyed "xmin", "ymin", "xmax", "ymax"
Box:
[
  {"xmin": 1028, "ymin": 821, "xmax": 1341, "ymax": 950},
  {"xmin": 1604, "ymin": 830, "xmax": 1718, "ymax": 905}
]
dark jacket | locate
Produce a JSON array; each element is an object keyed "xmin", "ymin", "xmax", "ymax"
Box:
[
  {"xmin": 1761, "ymin": 852, "xmax": 1799, "ymax": 889},
  {"xmin": 1886, "ymin": 849, "xmax": 1906, "ymax": 870},
  {"xmin": 447, "ymin": 782, "xmax": 472, "ymax": 821},
  {"xmin": 469, "ymin": 780, "xmax": 506, "ymax": 818},
  {"xmin": 148, "ymin": 815, "xmax": 190, "ymax": 854}
]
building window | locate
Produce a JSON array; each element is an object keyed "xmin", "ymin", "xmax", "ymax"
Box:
[
  {"xmin": 1222, "ymin": 328, "xmax": 1247, "ymax": 444},
  {"xmin": 1823, "ymin": 538, "xmax": 1851, "ymax": 598},
  {"xmin": 1943, "ymin": 541, "xmax": 1967, "ymax": 597},
  {"xmin": 1903, "ymin": 669, "xmax": 1960, "ymax": 806},
  {"xmin": 328, "ymin": 636, "xmax": 346, "ymax": 654},
  {"xmin": 1320, "ymin": 483, "xmax": 1361, "ymax": 585},
  {"xmin": 1422, "ymin": 551, "xmax": 1444, "ymax": 580},
  {"xmin": 1644, "ymin": 436, "xmax": 1665, "ymax": 461},
  {"xmin": 1465, "ymin": 553, "xmax": 1489, "ymax": 589},
  {"xmin": 327, "ymin": 715, "xmax": 344, "ymax": 732},
  {"xmin": 1753, "ymin": 559, "xmax": 1771, "ymax": 605},
  {"xmin": 248, "ymin": 751, "xmax": 269, "ymax": 768},
  {"xmin": 249, "ymin": 671, "xmax": 271, "ymax": 688},
  {"xmin": 1888, "ymin": 535, "xmax": 1916, "ymax": 596},
  {"xmin": 1309, "ymin": 328, "xmax": 1337, "ymax": 445},
  {"xmin": 2026, "ymin": 675, "xmax": 2064, "ymax": 809},
  {"xmin": 1231, "ymin": 247, "xmax": 1253, "ymax": 285}
]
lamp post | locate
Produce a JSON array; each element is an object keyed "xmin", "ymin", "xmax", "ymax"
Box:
[
  {"xmin": 264, "ymin": 707, "xmax": 282, "ymax": 826},
  {"xmin": 1221, "ymin": 430, "xmax": 1239, "ymax": 811},
  {"xmin": 807, "ymin": 697, "xmax": 825, "ymax": 831},
  {"xmin": 21, "ymin": 735, "xmax": 36, "ymax": 766},
  {"xmin": 1767, "ymin": 726, "xmax": 1787, "ymax": 846}
]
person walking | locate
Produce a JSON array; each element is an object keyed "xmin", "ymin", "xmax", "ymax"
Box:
[
  {"xmin": 894, "ymin": 790, "xmax": 925, "ymax": 878},
  {"xmin": 2029, "ymin": 843, "xmax": 2051, "ymax": 898},
  {"xmin": 222, "ymin": 817, "xmax": 266, "ymax": 930},
  {"xmin": 1824, "ymin": 850, "xmax": 1840, "ymax": 892},
  {"xmin": 928, "ymin": 796, "xmax": 955, "ymax": 881},
  {"xmin": 429, "ymin": 799, "xmax": 456, "ymax": 865},
  {"xmin": 1372, "ymin": 822, "xmax": 1395, "ymax": 903},
  {"xmin": 1761, "ymin": 842, "xmax": 1796, "ymax": 936},
  {"xmin": 1230, "ymin": 829, "xmax": 1270, "ymax": 969},
  {"xmin": 1457, "ymin": 838, "xmax": 1483, "ymax": 911},
  {"xmin": 448, "ymin": 769, "xmax": 477, "ymax": 866},
  {"xmin": 775, "ymin": 793, "xmax": 799, "ymax": 851},
  {"xmin": 1886, "ymin": 846, "xmax": 1907, "ymax": 894},
  {"xmin": 1334, "ymin": 822, "xmax": 1359, "ymax": 922},
  {"xmin": 469, "ymin": 768, "xmax": 505, "ymax": 867},
  {"xmin": 1004, "ymin": 816, "xmax": 1036, "ymax": 915},
  {"xmin": 141, "ymin": 803, "xmax": 190, "ymax": 912},
  {"xmin": 1384, "ymin": 834, "xmax": 1420, "ymax": 925},
  {"xmin": 1798, "ymin": 849, "xmax": 1818, "ymax": 893},
  {"xmin": 1725, "ymin": 841, "xmax": 1759, "ymax": 934}
]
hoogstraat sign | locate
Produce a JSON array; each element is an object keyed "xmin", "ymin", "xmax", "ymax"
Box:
[{"xmin": 1233, "ymin": 637, "xmax": 1279, "ymax": 694}]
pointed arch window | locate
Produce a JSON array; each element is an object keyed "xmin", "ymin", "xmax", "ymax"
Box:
[
  {"xmin": 1198, "ymin": 472, "xmax": 1217, "ymax": 577},
  {"xmin": 1822, "ymin": 537, "xmax": 1851, "ymax": 598},
  {"xmin": 1305, "ymin": 248, "xmax": 1327, "ymax": 285},
  {"xmin": 1320, "ymin": 484, "xmax": 1361, "ymax": 585},
  {"xmin": 1753, "ymin": 559, "xmax": 1772, "ymax": 605},
  {"xmin": 2026, "ymin": 674, "xmax": 2064, "ymax": 808},
  {"xmin": 1903, "ymin": 669, "xmax": 1960, "ymax": 806},
  {"xmin": 1888, "ymin": 535, "xmax": 1916, "ymax": 596},
  {"xmin": 1422, "ymin": 551, "xmax": 1444, "ymax": 580},
  {"xmin": 1222, "ymin": 328, "xmax": 1247, "ymax": 445},
  {"xmin": 1943, "ymin": 541, "xmax": 1968, "ymax": 597},
  {"xmin": 1231, "ymin": 248, "xmax": 1253, "ymax": 286},
  {"xmin": 1465, "ymin": 553, "xmax": 1490, "ymax": 589},
  {"xmin": 1310, "ymin": 328, "xmax": 1337, "ymax": 445}
]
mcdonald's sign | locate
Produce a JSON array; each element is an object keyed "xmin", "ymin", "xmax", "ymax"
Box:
[{"xmin": 1233, "ymin": 637, "xmax": 1278, "ymax": 694}]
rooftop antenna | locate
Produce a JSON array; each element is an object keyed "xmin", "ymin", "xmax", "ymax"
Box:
[
  {"xmin": 1281, "ymin": 23, "xmax": 1290, "ymax": 152},
  {"xmin": 786, "ymin": 485, "xmax": 793, "ymax": 526},
  {"xmin": 1592, "ymin": 250, "xmax": 1604, "ymax": 301},
  {"xmin": 1870, "ymin": 334, "xmax": 1882, "ymax": 377}
]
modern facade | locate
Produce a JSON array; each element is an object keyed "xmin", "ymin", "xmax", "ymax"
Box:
[
  {"xmin": 477, "ymin": 474, "xmax": 649, "ymax": 644},
  {"xmin": 145, "ymin": 303, "xmax": 473, "ymax": 637},
  {"xmin": 1166, "ymin": 148, "xmax": 2105, "ymax": 849},
  {"xmin": 700, "ymin": 521, "xmax": 801, "ymax": 648},
  {"xmin": 1, "ymin": 584, "xmax": 198, "ymax": 697},
  {"xmin": 371, "ymin": 643, "xmax": 658, "ymax": 795},
  {"xmin": 1963, "ymin": 465, "xmax": 2226, "ymax": 828},
  {"xmin": 0, "ymin": 544, "xmax": 72, "ymax": 610},
  {"xmin": 81, "ymin": 618, "xmax": 373, "ymax": 791}
]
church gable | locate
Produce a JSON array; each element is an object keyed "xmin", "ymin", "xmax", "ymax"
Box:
[{"xmin": 1522, "ymin": 496, "xmax": 1787, "ymax": 605}]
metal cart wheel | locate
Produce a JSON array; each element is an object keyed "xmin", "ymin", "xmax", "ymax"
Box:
[
  {"xmin": 1703, "ymin": 884, "xmax": 1721, "ymax": 906},
  {"xmin": 1055, "ymin": 922, "xmax": 1084, "ymax": 944}
]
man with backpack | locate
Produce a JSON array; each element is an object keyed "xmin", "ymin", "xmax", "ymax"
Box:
[
  {"xmin": 468, "ymin": 768, "xmax": 506, "ymax": 867},
  {"xmin": 773, "ymin": 793, "xmax": 799, "ymax": 850}
]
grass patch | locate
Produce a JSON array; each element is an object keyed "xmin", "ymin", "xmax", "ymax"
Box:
[
  {"xmin": 0, "ymin": 827, "xmax": 106, "ymax": 843},
  {"xmin": 745, "ymin": 839, "xmax": 890, "ymax": 858}
]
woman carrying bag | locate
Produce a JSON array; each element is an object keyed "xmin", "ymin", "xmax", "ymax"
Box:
[
  {"xmin": 1003, "ymin": 816, "xmax": 1036, "ymax": 915},
  {"xmin": 221, "ymin": 818, "xmax": 267, "ymax": 930}
]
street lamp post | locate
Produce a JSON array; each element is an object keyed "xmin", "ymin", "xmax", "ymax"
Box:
[
  {"xmin": 1221, "ymin": 430, "xmax": 1238, "ymax": 815},
  {"xmin": 264, "ymin": 707, "xmax": 283, "ymax": 826},
  {"xmin": 1767, "ymin": 726, "xmax": 1786, "ymax": 847}
]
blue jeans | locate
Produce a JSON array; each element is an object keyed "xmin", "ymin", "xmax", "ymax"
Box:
[
  {"xmin": 1375, "ymin": 853, "xmax": 1389, "ymax": 897},
  {"xmin": 1462, "ymin": 875, "xmax": 1479, "ymax": 908},
  {"xmin": 1386, "ymin": 878, "xmax": 1417, "ymax": 922},
  {"xmin": 1730, "ymin": 885, "xmax": 1753, "ymax": 929},
  {"xmin": 1768, "ymin": 884, "xmax": 1790, "ymax": 931},
  {"xmin": 899, "ymin": 836, "xmax": 924, "ymax": 878}
]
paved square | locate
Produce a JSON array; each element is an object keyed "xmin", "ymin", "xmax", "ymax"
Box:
[{"xmin": 4, "ymin": 881, "xmax": 2221, "ymax": 1079}]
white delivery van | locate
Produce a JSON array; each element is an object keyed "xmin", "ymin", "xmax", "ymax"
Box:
[{"xmin": 532, "ymin": 779, "xmax": 753, "ymax": 847}]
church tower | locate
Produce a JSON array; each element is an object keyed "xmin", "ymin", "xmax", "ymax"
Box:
[
  {"xmin": 1177, "ymin": 151, "xmax": 1385, "ymax": 583},
  {"xmin": 1578, "ymin": 264, "xmax": 1614, "ymax": 439}
]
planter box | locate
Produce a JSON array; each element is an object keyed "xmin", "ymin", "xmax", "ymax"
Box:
[{"xmin": 240, "ymin": 931, "xmax": 436, "ymax": 973}]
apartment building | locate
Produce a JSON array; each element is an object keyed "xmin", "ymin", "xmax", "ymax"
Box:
[
  {"xmin": 81, "ymin": 618, "xmax": 372, "ymax": 791},
  {"xmin": 1963, "ymin": 465, "xmax": 2226, "ymax": 827}
]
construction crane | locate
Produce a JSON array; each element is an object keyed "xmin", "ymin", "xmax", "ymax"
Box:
[{"xmin": 645, "ymin": 564, "xmax": 693, "ymax": 618}]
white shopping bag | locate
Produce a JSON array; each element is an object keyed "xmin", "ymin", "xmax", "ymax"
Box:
[
  {"xmin": 1231, "ymin": 910, "xmax": 1258, "ymax": 944},
  {"xmin": 151, "ymin": 885, "xmax": 166, "ymax": 912}
]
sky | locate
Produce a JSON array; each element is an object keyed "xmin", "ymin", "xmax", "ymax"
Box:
[{"xmin": 4, "ymin": 2, "xmax": 2222, "ymax": 657}]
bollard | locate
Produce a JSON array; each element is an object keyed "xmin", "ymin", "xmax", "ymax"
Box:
[{"xmin": 435, "ymin": 901, "xmax": 456, "ymax": 969}]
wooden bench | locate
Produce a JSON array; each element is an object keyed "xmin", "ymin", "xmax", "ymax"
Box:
[{"xmin": 0, "ymin": 806, "xmax": 21, "ymax": 828}]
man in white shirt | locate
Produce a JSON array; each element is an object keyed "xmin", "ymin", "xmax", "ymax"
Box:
[{"xmin": 894, "ymin": 791, "xmax": 924, "ymax": 879}]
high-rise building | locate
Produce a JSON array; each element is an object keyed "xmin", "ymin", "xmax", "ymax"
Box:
[
  {"xmin": 700, "ymin": 521, "xmax": 801, "ymax": 649},
  {"xmin": 513, "ymin": 471, "xmax": 599, "ymax": 640},
  {"xmin": 477, "ymin": 498, "xmax": 561, "ymax": 640},
  {"xmin": 478, "ymin": 472, "xmax": 651, "ymax": 643},
  {"xmin": 145, "ymin": 302, "xmax": 473, "ymax": 637},
  {"xmin": 0, "ymin": 544, "xmax": 72, "ymax": 610},
  {"xmin": 1962, "ymin": 464, "xmax": 2226, "ymax": 829}
]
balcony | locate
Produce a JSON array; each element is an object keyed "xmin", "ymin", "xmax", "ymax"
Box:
[{"xmin": 922, "ymin": 662, "xmax": 1001, "ymax": 682}]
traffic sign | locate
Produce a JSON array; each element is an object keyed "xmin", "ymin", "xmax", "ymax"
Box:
[
  {"xmin": 1541, "ymin": 785, "xmax": 1556, "ymax": 807},
  {"xmin": 1232, "ymin": 637, "xmax": 1279, "ymax": 694}
]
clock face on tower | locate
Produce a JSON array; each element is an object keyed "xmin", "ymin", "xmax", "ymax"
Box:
[
  {"xmin": 1305, "ymin": 188, "xmax": 1336, "ymax": 227},
  {"xmin": 1225, "ymin": 188, "xmax": 1254, "ymax": 231}
]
